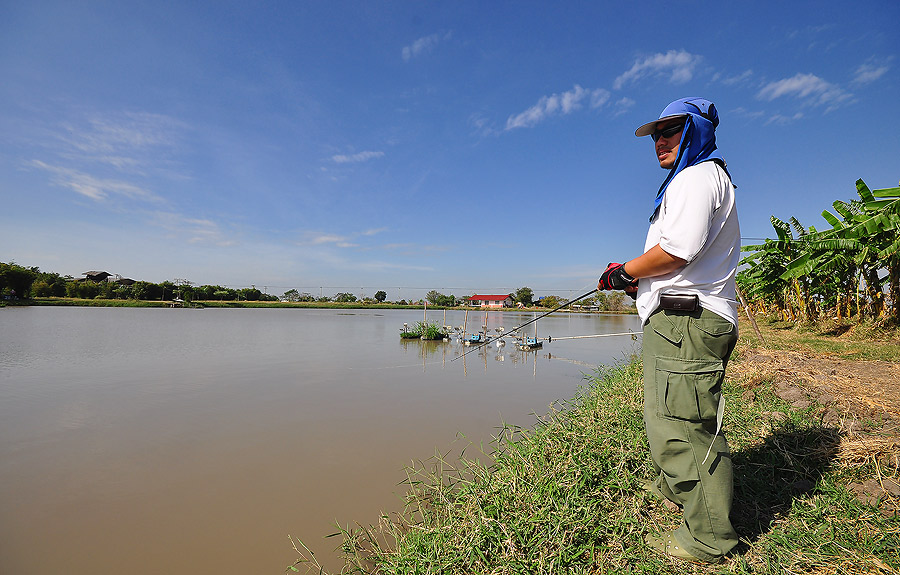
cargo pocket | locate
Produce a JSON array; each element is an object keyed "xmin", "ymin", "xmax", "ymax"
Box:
[
  {"xmin": 651, "ymin": 312, "xmax": 683, "ymax": 345},
  {"xmin": 655, "ymin": 356, "xmax": 724, "ymax": 422}
]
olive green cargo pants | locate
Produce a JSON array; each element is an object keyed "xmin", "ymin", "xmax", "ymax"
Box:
[{"xmin": 642, "ymin": 306, "xmax": 739, "ymax": 561}]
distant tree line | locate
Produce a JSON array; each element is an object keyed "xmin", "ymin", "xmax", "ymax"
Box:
[
  {"xmin": 0, "ymin": 263, "xmax": 280, "ymax": 303},
  {"xmin": 2, "ymin": 262, "xmax": 634, "ymax": 311},
  {"xmin": 420, "ymin": 286, "xmax": 633, "ymax": 312}
]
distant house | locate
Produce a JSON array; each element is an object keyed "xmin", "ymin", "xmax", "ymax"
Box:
[
  {"xmin": 79, "ymin": 271, "xmax": 135, "ymax": 285},
  {"xmin": 467, "ymin": 294, "xmax": 515, "ymax": 308},
  {"xmin": 81, "ymin": 271, "xmax": 112, "ymax": 282}
]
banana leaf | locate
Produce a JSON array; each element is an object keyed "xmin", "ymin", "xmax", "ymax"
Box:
[
  {"xmin": 856, "ymin": 179, "xmax": 875, "ymax": 203},
  {"xmin": 872, "ymin": 185, "xmax": 900, "ymax": 198}
]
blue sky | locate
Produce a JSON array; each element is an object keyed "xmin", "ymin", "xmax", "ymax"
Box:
[{"xmin": 1, "ymin": 1, "xmax": 897, "ymax": 301}]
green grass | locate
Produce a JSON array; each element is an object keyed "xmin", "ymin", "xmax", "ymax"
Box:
[
  {"xmin": 400, "ymin": 321, "xmax": 449, "ymax": 340},
  {"xmin": 291, "ymin": 352, "xmax": 900, "ymax": 574}
]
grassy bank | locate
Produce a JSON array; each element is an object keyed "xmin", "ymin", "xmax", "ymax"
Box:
[{"xmin": 292, "ymin": 318, "xmax": 900, "ymax": 574}]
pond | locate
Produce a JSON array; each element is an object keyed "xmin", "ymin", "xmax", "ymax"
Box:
[{"xmin": 0, "ymin": 306, "xmax": 642, "ymax": 574}]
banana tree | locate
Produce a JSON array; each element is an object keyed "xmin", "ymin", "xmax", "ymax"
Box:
[
  {"xmin": 740, "ymin": 178, "xmax": 900, "ymax": 324},
  {"xmin": 818, "ymin": 179, "xmax": 900, "ymax": 322},
  {"xmin": 738, "ymin": 216, "xmax": 799, "ymax": 320}
]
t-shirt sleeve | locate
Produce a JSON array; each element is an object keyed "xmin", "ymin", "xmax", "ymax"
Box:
[{"xmin": 656, "ymin": 165, "xmax": 720, "ymax": 262}]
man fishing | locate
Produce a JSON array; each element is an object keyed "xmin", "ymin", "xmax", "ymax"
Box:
[{"xmin": 597, "ymin": 97, "xmax": 741, "ymax": 563}]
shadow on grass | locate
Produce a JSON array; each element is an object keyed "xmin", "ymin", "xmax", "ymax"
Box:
[{"xmin": 731, "ymin": 423, "xmax": 841, "ymax": 543}]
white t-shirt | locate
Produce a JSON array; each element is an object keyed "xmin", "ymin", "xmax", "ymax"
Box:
[{"xmin": 635, "ymin": 161, "xmax": 741, "ymax": 326}]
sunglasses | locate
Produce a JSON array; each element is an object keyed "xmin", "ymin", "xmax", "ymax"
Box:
[{"xmin": 651, "ymin": 122, "xmax": 685, "ymax": 142}]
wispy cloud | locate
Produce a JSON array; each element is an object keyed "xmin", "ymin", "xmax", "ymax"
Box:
[
  {"xmin": 765, "ymin": 112, "xmax": 805, "ymax": 126},
  {"xmin": 505, "ymin": 85, "xmax": 609, "ymax": 130},
  {"xmin": 29, "ymin": 160, "xmax": 158, "ymax": 202},
  {"xmin": 298, "ymin": 230, "xmax": 378, "ymax": 249},
  {"xmin": 307, "ymin": 233, "xmax": 350, "ymax": 245},
  {"xmin": 757, "ymin": 73, "xmax": 852, "ymax": 109},
  {"xmin": 719, "ymin": 69, "xmax": 754, "ymax": 86},
  {"xmin": 57, "ymin": 111, "xmax": 184, "ymax": 172},
  {"xmin": 354, "ymin": 260, "xmax": 434, "ymax": 273},
  {"xmin": 148, "ymin": 211, "xmax": 236, "ymax": 246},
  {"xmin": 468, "ymin": 113, "xmax": 504, "ymax": 138},
  {"xmin": 25, "ymin": 109, "xmax": 188, "ymax": 208},
  {"xmin": 402, "ymin": 32, "xmax": 452, "ymax": 62},
  {"xmin": 613, "ymin": 50, "xmax": 701, "ymax": 90},
  {"xmin": 613, "ymin": 97, "xmax": 635, "ymax": 117},
  {"xmin": 852, "ymin": 57, "xmax": 891, "ymax": 85},
  {"xmin": 331, "ymin": 150, "xmax": 385, "ymax": 164}
]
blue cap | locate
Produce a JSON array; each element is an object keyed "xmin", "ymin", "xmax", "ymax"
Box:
[{"xmin": 635, "ymin": 97, "xmax": 719, "ymax": 137}]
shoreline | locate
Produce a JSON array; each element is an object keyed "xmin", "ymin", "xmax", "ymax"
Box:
[{"xmin": 8, "ymin": 297, "xmax": 638, "ymax": 314}]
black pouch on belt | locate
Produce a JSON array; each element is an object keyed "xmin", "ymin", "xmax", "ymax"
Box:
[{"xmin": 658, "ymin": 293, "xmax": 699, "ymax": 312}]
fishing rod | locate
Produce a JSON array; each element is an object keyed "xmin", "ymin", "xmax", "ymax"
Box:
[{"xmin": 451, "ymin": 288, "xmax": 598, "ymax": 362}]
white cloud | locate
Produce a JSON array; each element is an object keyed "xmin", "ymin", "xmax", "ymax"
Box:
[
  {"xmin": 614, "ymin": 97, "xmax": 635, "ymax": 117},
  {"xmin": 331, "ymin": 150, "xmax": 385, "ymax": 164},
  {"xmin": 764, "ymin": 112, "xmax": 805, "ymax": 126},
  {"xmin": 590, "ymin": 89, "xmax": 611, "ymax": 108},
  {"xmin": 468, "ymin": 113, "xmax": 499, "ymax": 137},
  {"xmin": 26, "ymin": 109, "xmax": 186, "ymax": 208},
  {"xmin": 720, "ymin": 70, "xmax": 754, "ymax": 86},
  {"xmin": 505, "ymin": 85, "xmax": 609, "ymax": 130},
  {"xmin": 298, "ymin": 230, "xmax": 377, "ymax": 248},
  {"xmin": 402, "ymin": 32, "xmax": 452, "ymax": 62},
  {"xmin": 613, "ymin": 50, "xmax": 701, "ymax": 90},
  {"xmin": 29, "ymin": 160, "xmax": 158, "ymax": 202},
  {"xmin": 308, "ymin": 233, "xmax": 349, "ymax": 245},
  {"xmin": 853, "ymin": 58, "xmax": 891, "ymax": 85},
  {"xmin": 57, "ymin": 111, "xmax": 184, "ymax": 172},
  {"xmin": 756, "ymin": 73, "xmax": 852, "ymax": 108}
]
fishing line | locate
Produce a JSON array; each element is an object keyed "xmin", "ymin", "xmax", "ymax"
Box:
[{"xmin": 541, "ymin": 331, "xmax": 641, "ymax": 342}]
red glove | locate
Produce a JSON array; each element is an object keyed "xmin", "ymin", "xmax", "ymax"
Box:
[{"xmin": 598, "ymin": 263, "xmax": 638, "ymax": 291}]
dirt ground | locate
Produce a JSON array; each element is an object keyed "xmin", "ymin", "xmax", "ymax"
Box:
[
  {"xmin": 740, "ymin": 348, "xmax": 900, "ymax": 421},
  {"xmin": 735, "ymin": 346, "xmax": 900, "ymax": 508}
]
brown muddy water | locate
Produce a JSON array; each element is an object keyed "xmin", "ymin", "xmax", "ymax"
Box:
[{"xmin": 0, "ymin": 306, "xmax": 642, "ymax": 574}]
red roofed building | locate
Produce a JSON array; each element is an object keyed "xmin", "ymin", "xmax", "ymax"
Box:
[{"xmin": 467, "ymin": 294, "xmax": 515, "ymax": 308}]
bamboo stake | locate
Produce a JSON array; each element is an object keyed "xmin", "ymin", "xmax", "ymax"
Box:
[{"xmin": 736, "ymin": 285, "xmax": 766, "ymax": 346}]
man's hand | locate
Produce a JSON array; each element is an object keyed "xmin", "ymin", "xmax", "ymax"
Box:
[{"xmin": 598, "ymin": 263, "xmax": 638, "ymax": 291}]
